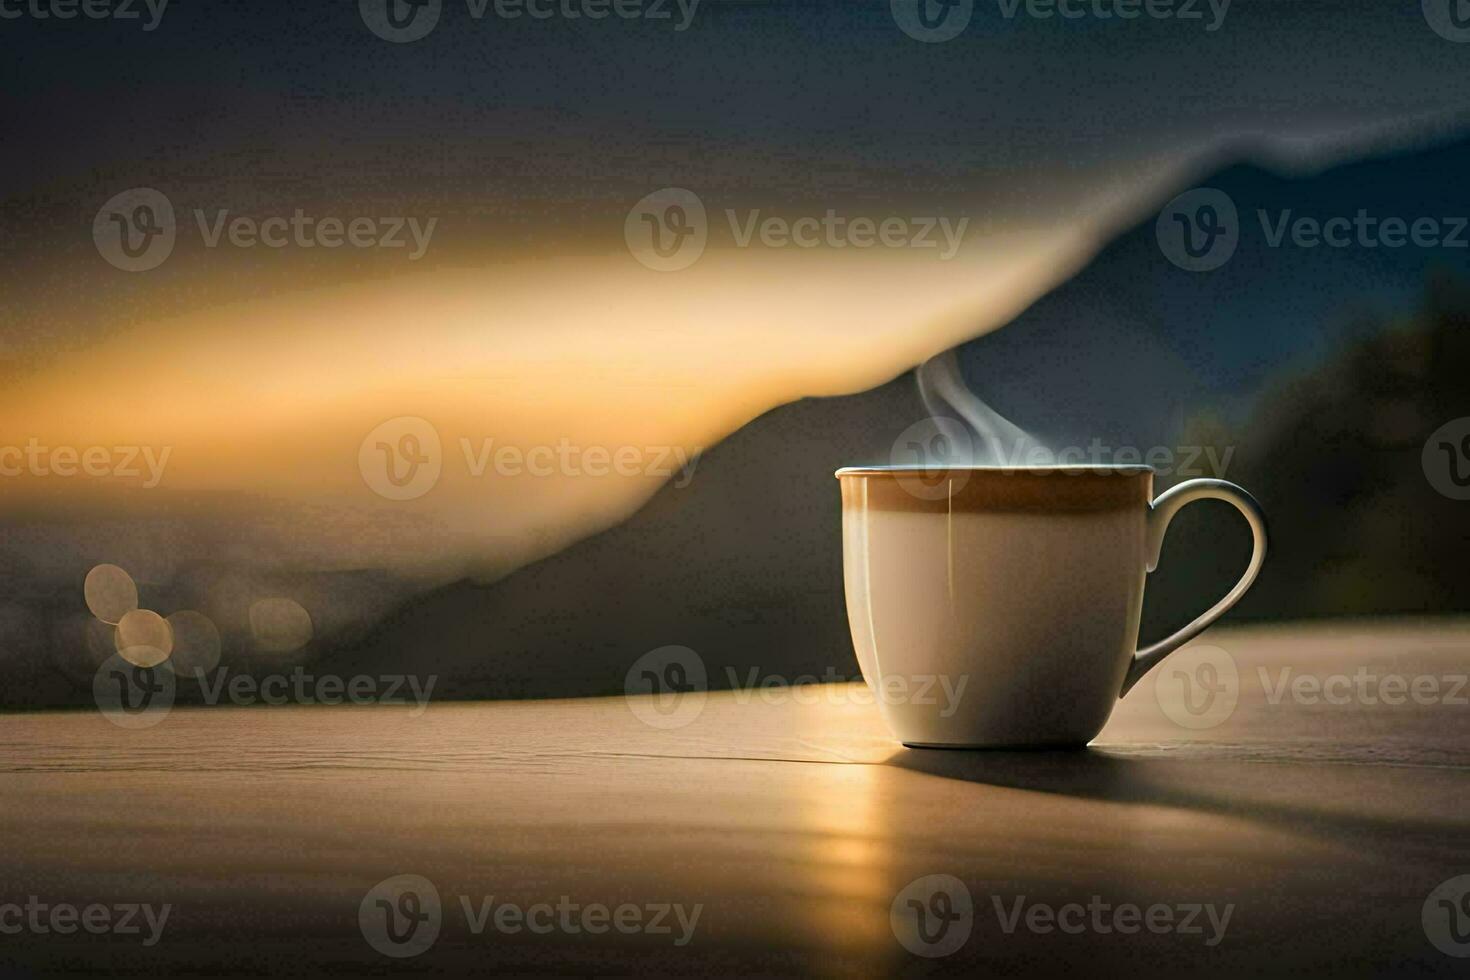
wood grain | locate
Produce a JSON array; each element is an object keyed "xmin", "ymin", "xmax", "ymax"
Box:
[{"xmin": 2, "ymin": 620, "xmax": 1468, "ymax": 976}]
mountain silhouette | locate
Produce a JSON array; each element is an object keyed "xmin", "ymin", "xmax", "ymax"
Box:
[
  {"xmin": 323, "ymin": 374, "xmax": 923, "ymax": 699},
  {"xmin": 323, "ymin": 135, "xmax": 1470, "ymax": 701}
]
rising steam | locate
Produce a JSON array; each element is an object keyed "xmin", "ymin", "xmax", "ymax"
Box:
[{"xmin": 916, "ymin": 351, "xmax": 1040, "ymax": 466}]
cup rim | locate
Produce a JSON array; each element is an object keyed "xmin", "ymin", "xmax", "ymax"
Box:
[{"xmin": 834, "ymin": 464, "xmax": 1155, "ymax": 479}]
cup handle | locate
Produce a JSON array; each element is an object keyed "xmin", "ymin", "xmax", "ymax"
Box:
[{"xmin": 1119, "ymin": 478, "xmax": 1268, "ymax": 697}]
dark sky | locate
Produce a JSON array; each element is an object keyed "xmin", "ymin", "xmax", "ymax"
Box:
[
  {"xmin": 4, "ymin": 0, "xmax": 1470, "ymax": 376},
  {"xmin": 7, "ymin": 0, "xmax": 1470, "ymax": 207}
]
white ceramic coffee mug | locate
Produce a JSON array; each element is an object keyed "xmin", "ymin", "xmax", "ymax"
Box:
[{"xmin": 836, "ymin": 465, "xmax": 1266, "ymax": 748}]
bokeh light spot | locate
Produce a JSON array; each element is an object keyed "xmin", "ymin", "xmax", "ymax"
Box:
[
  {"xmin": 249, "ymin": 598, "xmax": 313, "ymax": 653},
  {"xmin": 115, "ymin": 608, "xmax": 173, "ymax": 668},
  {"xmin": 84, "ymin": 564, "xmax": 138, "ymax": 625},
  {"xmin": 165, "ymin": 610, "xmax": 222, "ymax": 679}
]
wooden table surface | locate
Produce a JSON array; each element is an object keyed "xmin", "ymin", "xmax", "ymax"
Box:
[{"xmin": 4, "ymin": 620, "xmax": 1470, "ymax": 976}]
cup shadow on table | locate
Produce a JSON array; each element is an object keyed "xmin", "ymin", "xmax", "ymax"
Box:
[{"xmin": 882, "ymin": 745, "xmax": 1469, "ymax": 850}]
